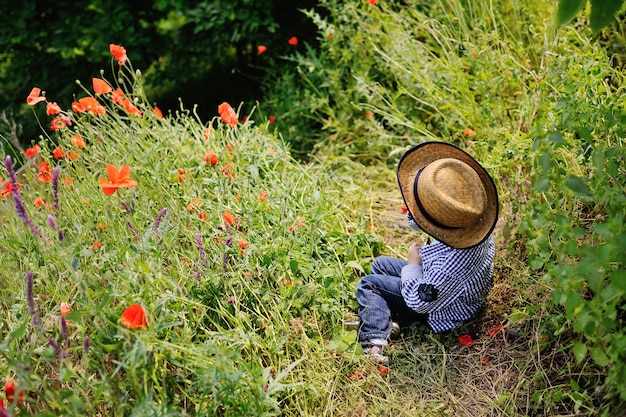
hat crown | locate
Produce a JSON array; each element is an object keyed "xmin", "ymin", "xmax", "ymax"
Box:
[{"xmin": 417, "ymin": 158, "xmax": 487, "ymax": 228}]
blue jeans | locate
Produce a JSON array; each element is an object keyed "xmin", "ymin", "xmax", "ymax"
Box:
[{"xmin": 356, "ymin": 256, "xmax": 427, "ymax": 345}]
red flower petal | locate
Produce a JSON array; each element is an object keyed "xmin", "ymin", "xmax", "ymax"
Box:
[
  {"xmin": 121, "ymin": 304, "xmax": 147, "ymax": 329},
  {"xmin": 458, "ymin": 334, "xmax": 475, "ymax": 347}
]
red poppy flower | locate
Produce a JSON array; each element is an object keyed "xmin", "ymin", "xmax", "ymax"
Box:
[
  {"xmin": 50, "ymin": 116, "xmax": 67, "ymax": 131},
  {"xmin": 177, "ymin": 169, "xmax": 187, "ymax": 183},
  {"xmin": 111, "ymin": 88, "xmax": 124, "ymax": 104},
  {"xmin": 5, "ymin": 379, "xmax": 24, "ymax": 405},
  {"xmin": 257, "ymin": 45, "xmax": 267, "ymax": 55},
  {"xmin": 268, "ymin": 115, "xmax": 276, "ymax": 124},
  {"xmin": 237, "ymin": 240, "xmax": 248, "ymax": 249},
  {"xmin": 218, "ymin": 102, "xmax": 238, "ymax": 128},
  {"xmin": 222, "ymin": 163, "xmax": 234, "ymax": 179},
  {"xmin": 53, "ymin": 147, "xmax": 66, "ymax": 160},
  {"xmin": 463, "ymin": 128, "xmax": 475, "ymax": 136},
  {"xmin": 347, "ymin": 370, "xmax": 363, "ymax": 380},
  {"xmin": 401, "ymin": 206, "xmax": 408, "ymax": 214},
  {"xmin": 25, "ymin": 144, "xmax": 40, "ymax": 158},
  {"xmin": 98, "ymin": 164, "xmax": 138, "ymax": 195},
  {"xmin": 368, "ymin": 0, "xmax": 377, "ymax": 4},
  {"xmin": 1, "ymin": 180, "xmax": 17, "ymax": 198},
  {"xmin": 288, "ymin": 36, "xmax": 298, "ymax": 46},
  {"xmin": 37, "ymin": 161, "xmax": 52, "ymax": 183},
  {"xmin": 46, "ymin": 102, "xmax": 62, "ymax": 115},
  {"xmin": 223, "ymin": 210, "xmax": 236, "ymax": 225},
  {"xmin": 153, "ymin": 106, "xmax": 163, "ymax": 118},
  {"xmin": 110, "ymin": 44, "xmax": 127, "ymax": 66},
  {"xmin": 121, "ymin": 303, "xmax": 147, "ymax": 329},
  {"xmin": 458, "ymin": 334, "xmax": 475, "ymax": 347},
  {"xmin": 481, "ymin": 357, "xmax": 490, "ymax": 363},
  {"xmin": 259, "ymin": 191, "xmax": 268, "ymax": 202},
  {"xmin": 92, "ymin": 241, "xmax": 102, "ymax": 250},
  {"xmin": 378, "ymin": 365, "xmax": 389, "ymax": 375},
  {"xmin": 121, "ymin": 98, "xmax": 142, "ymax": 117},
  {"xmin": 72, "ymin": 97, "xmax": 106, "ymax": 116},
  {"xmin": 60, "ymin": 302, "xmax": 70, "ymax": 316},
  {"xmin": 93, "ymin": 78, "xmax": 112, "ymax": 95},
  {"xmin": 27, "ymin": 87, "xmax": 46, "ymax": 105},
  {"xmin": 68, "ymin": 150, "xmax": 81, "ymax": 161},
  {"xmin": 187, "ymin": 198, "xmax": 202, "ymax": 211},
  {"xmin": 203, "ymin": 151, "xmax": 218, "ymax": 166},
  {"xmin": 70, "ymin": 135, "xmax": 86, "ymax": 148},
  {"xmin": 198, "ymin": 212, "xmax": 208, "ymax": 220},
  {"xmin": 33, "ymin": 197, "xmax": 45, "ymax": 208}
]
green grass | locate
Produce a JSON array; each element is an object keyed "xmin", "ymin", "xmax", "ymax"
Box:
[{"xmin": 3, "ymin": 0, "xmax": 626, "ymax": 415}]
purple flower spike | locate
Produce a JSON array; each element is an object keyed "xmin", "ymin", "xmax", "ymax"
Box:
[
  {"xmin": 120, "ymin": 200, "xmax": 132, "ymax": 214},
  {"xmin": 52, "ymin": 166, "xmax": 60, "ymax": 215},
  {"xmin": 61, "ymin": 316, "xmax": 68, "ymax": 341},
  {"xmin": 83, "ymin": 337, "xmax": 91, "ymax": 352},
  {"xmin": 0, "ymin": 404, "xmax": 12, "ymax": 417},
  {"xmin": 47, "ymin": 214, "xmax": 58, "ymax": 229},
  {"xmin": 127, "ymin": 220, "xmax": 140, "ymax": 239},
  {"xmin": 5, "ymin": 156, "xmax": 45, "ymax": 239},
  {"xmin": 26, "ymin": 271, "xmax": 42, "ymax": 329},
  {"xmin": 195, "ymin": 233, "xmax": 208, "ymax": 267},
  {"xmin": 154, "ymin": 207, "xmax": 168, "ymax": 232},
  {"xmin": 49, "ymin": 338, "xmax": 60, "ymax": 353}
]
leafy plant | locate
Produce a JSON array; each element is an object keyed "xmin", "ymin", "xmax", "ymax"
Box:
[{"xmin": 557, "ymin": 0, "xmax": 626, "ymax": 33}]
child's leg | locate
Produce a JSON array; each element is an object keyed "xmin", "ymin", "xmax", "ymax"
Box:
[{"xmin": 356, "ymin": 256, "xmax": 408, "ymax": 345}]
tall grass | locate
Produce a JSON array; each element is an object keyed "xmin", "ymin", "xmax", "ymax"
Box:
[{"xmin": 0, "ymin": 54, "xmax": 386, "ymax": 415}]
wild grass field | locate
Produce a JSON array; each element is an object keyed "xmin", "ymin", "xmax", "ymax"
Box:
[{"xmin": 1, "ymin": 0, "xmax": 625, "ymax": 416}]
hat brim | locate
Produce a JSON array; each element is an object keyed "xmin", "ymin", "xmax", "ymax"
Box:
[{"xmin": 397, "ymin": 142, "xmax": 498, "ymax": 248}]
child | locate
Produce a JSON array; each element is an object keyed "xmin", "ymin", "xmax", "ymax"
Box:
[{"xmin": 355, "ymin": 142, "xmax": 499, "ymax": 362}]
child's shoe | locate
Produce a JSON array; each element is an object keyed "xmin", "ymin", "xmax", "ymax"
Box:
[{"xmin": 362, "ymin": 344, "xmax": 388, "ymax": 364}]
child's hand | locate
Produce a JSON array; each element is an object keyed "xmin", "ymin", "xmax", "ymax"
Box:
[{"xmin": 407, "ymin": 242, "xmax": 422, "ymax": 265}]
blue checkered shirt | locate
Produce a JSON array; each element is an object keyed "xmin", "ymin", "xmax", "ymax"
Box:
[{"xmin": 400, "ymin": 237, "xmax": 495, "ymax": 332}]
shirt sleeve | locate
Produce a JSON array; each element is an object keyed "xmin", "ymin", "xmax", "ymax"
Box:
[{"xmin": 400, "ymin": 252, "xmax": 465, "ymax": 314}]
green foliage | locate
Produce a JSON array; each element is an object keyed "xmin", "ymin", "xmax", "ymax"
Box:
[
  {"xmin": 0, "ymin": 0, "xmax": 319, "ymax": 153},
  {"xmin": 262, "ymin": 0, "xmax": 549, "ymax": 164},
  {"xmin": 0, "ymin": 49, "xmax": 380, "ymax": 415},
  {"xmin": 519, "ymin": 40, "xmax": 626, "ymax": 409},
  {"xmin": 557, "ymin": 0, "xmax": 626, "ymax": 33}
]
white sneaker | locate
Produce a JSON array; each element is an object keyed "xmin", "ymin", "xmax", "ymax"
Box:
[{"xmin": 363, "ymin": 345, "xmax": 388, "ymax": 364}]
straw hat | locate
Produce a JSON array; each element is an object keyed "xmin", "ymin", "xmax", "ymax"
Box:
[{"xmin": 397, "ymin": 142, "xmax": 498, "ymax": 248}]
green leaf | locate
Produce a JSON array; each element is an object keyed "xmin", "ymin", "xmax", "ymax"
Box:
[
  {"xmin": 565, "ymin": 292, "xmax": 583, "ymax": 317},
  {"xmin": 289, "ymin": 259, "xmax": 299, "ymax": 274},
  {"xmin": 533, "ymin": 177, "xmax": 549, "ymax": 192},
  {"xmin": 345, "ymin": 260, "xmax": 365, "ymax": 275},
  {"xmin": 610, "ymin": 269, "xmax": 626, "ymax": 291},
  {"xmin": 589, "ymin": 0, "xmax": 626, "ymax": 33},
  {"xmin": 564, "ymin": 176, "xmax": 591, "ymax": 197},
  {"xmin": 557, "ymin": 0, "xmax": 587, "ymax": 25},
  {"xmin": 547, "ymin": 131, "xmax": 565, "ymax": 144},
  {"xmin": 590, "ymin": 346, "xmax": 610, "ymax": 367},
  {"xmin": 572, "ymin": 342, "xmax": 587, "ymax": 363}
]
